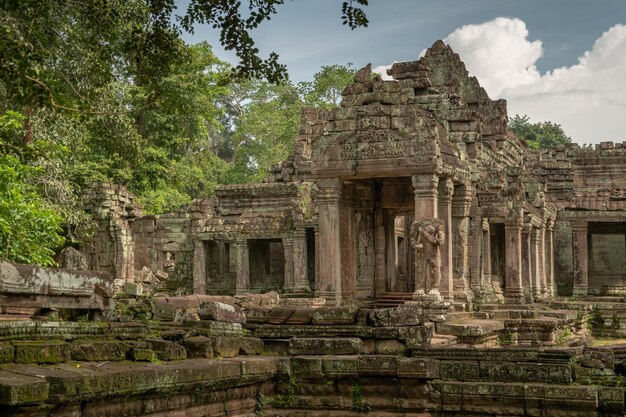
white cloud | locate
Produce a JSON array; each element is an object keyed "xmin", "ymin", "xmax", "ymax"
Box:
[
  {"xmin": 372, "ymin": 62, "xmax": 395, "ymax": 80},
  {"xmin": 442, "ymin": 18, "xmax": 626, "ymax": 144},
  {"xmin": 443, "ymin": 17, "xmax": 543, "ymax": 97},
  {"xmin": 376, "ymin": 18, "xmax": 626, "ymax": 144}
]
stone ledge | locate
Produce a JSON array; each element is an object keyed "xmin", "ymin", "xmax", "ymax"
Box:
[
  {"xmin": 0, "ymin": 357, "xmax": 284, "ymax": 404},
  {"xmin": 436, "ymin": 319, "xmax": 504, "ymax": 337},
  {"xmin": 0, "ymin": 370, "xmax": 48, "ymax": 405}
]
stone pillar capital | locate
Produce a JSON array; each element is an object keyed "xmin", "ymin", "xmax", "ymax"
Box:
[
  {"xmin": 531, "ymin": 227, "xmax": 542, "ymax": 242},
  {"xmin": 317, "ymin": 178, "xmax": 342, "ymax": 203},
  {"xmin": 412, "ymin": 173, "xmax": 439, "ymax": 191},
  {"xmin": 234, "ymin": 238, "xmax": 248, "ymax": 247},
  {"xmin": 438, "ymin": 177, "xmax": 455, "ymax": 203},
  {"xmin": 571, "ymin": 220, "xmax": 588, "ymax": 232},
  {"xmin": 505, "ymin": 217, "xmax": 523, "ymax": 229},
  {"xmin": 451, "ymin": 182, "xmax": 473, "ymax": 217}
]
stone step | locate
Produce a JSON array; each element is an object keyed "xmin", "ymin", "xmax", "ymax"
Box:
[
  {"xmin": 436, "ymin": 320, "xmax": 505, "ymax": 337},
  {"xmin": 374, "ymin": 292, "xmax": 414, "ymax": 308},
  {"xmin": 430, "ymin": 334, "xmax": 457, "ymax": 347}
]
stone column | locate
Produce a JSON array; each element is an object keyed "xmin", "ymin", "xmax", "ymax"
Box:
[
  {"xmin": 504, "ymin": 216, "xmax": 524, "ymax": 302},
  {"xmin": 531, "ymin": 227, "xmax": 542, "ymax": 298},
  {"xmin": 438, "ymin": 178, "xmax": 454, "ymax": 300},
  {"xmin": 385, "ymin": 212, "xmax": 397, "ymax": 291},
  {"xmin": 481, "ymin": 220, "xmax": 492, "ymax": 283},
  {"xmin": 412, "ymin": 174, "xmax": 439, "ymax": 219},
  {"xmin": 546, "ymin": 219, "xmax": 556, "ymax": 296},
  {"xmin": 451, "ymin": 183, "xmax": 472, "ymax": 300},
  {"xmin": 293, "ymin": 229, "xmax": 309, "ymax": 292},
  {"xmin": 192, "ymin": 240, "xmax": 206, "ymax": 294},
  {"xmin": 314, "ymin": 227, "xmax": 320, "ymax": 294},
  {"xmin": 412, "ymin": 174, "xmax": 439, "ymax": 294},
  {"xmin": 572, "ymin": 220, "xmax": 589, "ymax": 297},
  {"xmin": 539, "ymin": 223, "xmax": 547, "ymax": 296},
  {"xmin": 521, "ymin": 224, "xmax": 532, "ymax": 302},
  {"xmin": 234, "ymin": 239, "xmax": 249, "ymax": 295},
  {"xmin": 374, "ymin": 201, "xmax": 386, "ymax": 297},
  {"xmin": 317, "ymin": 178, "xmax": 343, "ymax": 305},
  {"xmin": 282, "ymin": 236, "xmax": 294, "ymax": 292},
  {"xmin": 340, "ymin": 189, "xmax": 357, "ymax": 301}
]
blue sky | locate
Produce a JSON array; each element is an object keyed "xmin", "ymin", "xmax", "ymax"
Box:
[{"xmin": 177, "ymin": 1, "xmax": 626, "ymax": 144}]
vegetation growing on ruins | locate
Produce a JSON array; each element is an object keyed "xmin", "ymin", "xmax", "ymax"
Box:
[{"xmin": 508, "ymin": 114, "xmax": 572, "ymax": 149}]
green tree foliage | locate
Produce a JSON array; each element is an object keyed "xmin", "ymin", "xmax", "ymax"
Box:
[
  {"xmin": 0, "ymin": 111, "xmax": 65, "ymax": 265},
  {"xmin": 299, "ymin": 64, "xmax": 355, "ymax": 108},
  {"xmin": 508, "ymin": 114, "xmax": 572, "ymax": 149},
  {"xmin": 0, "ymin": 0, "xmax": 364, "ymax": 265},
  {"xmin": 218, "ymin": 64, "xmax": 356, "ymax": 182},
  {"xmin": 0, "ymin": 0, "xmax": 186, "ymax": 114},
  {"xmin": 219, "ymin": 80, "xmax": 302, "ymax": 183}
]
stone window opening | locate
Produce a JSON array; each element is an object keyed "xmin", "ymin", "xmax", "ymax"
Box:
[
  {"xmin": 588, "ymin": 222, "xmax": 626, "ymax": 295},
  {"xmin": 248, "ymin": 239, "xmax": 285, "ymax": 293}
]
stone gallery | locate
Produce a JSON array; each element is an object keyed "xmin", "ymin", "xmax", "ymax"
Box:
[{"xmin": 1, "ymin": 41, "xmax": 626, "ymax": 416}]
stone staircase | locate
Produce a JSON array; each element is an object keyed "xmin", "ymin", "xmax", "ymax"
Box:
[{"xmin": 374, "ymin": 292, "xmax": 414, "ymax": 308}]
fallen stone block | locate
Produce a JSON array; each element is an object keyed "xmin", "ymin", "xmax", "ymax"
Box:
[
  {"xmin": 0, "ymin": 261, "xmax": 113, "ymax": 311},
  {"xmin": 70, "ymin": 340, "xmax": 128, "ymax": 362},
  {"xmin": 288, "ymin": 337, "xmax": 362, "ymax": 355},
  {"xmin": 197, "ymin": 301, "xmax": 245, "ymax": 323},
  {"xmin": 439, "ymin": 360, "xmax": 480, "ymax": 381},
  {"xmin": 12, "ymin": 340, "xmax": 70, "ymax": 364},
  {"xmin": 235, "ymin": 291, "xmax": 279, "ymax": 308},
  {"xmin": 1, "ymin": 359, "xmax": 243, "ymax": 403},
  {"xmin": 461, "ymin": 381, "xmax": 525, "ymax": 415},
  {"xmin": 581, "ymin": 347, "xmax": 614, "ymax": 369},
  {"xmin": 108, "ymin": 322, "xmax": 148, "ymax": 339},
  {"xmin": 239, "ymin": 337, "xmax": 264, "ymax": 355},
  {"xmin": 228, "ymin": 356, "xmax": 281, "ymax": 384},
  {"xmin": 436, "ymin": 319, "xmax": 504, "ymax": 337},
  {"xmin": 291, "ymin": 356, "xmax": 323, "ymax": 378},
  {"xmin": 375, "ymin": 339, "xmax": 406, "ymax": 355},
  {"xmin": 480, "ymin": 360, "xmax": 572, "ymax": 383},
  {"xmin": 321, "ymin": 355, "xmax": 358, "ymax": 377},
  {"xmin": 267, "ymin": 307, "xmax": 295, "ymax": 324},
  {"xmin": 128, "ymin": 347, "xmax": 157, "ymax": 362},
  {"xmin": 0, "ymin": 369, "xmax": 49, "ymax": 405},
  {"xmin": 311, "ymin": 306, "xmax": 358, "ymax": 325},
  {"xmin": 145, "ymin": 339, "xmax": 187, "ymax": 361},
  {"xmin": 212, "ymin": 336, "xmax": 241, "ymax": 358},
  {"xmin": 397, "ymin": 357, "xmax": 439, "ymax": 379},
  {"xmin": 184, "ymin": 320, "xmax": 243, "ymax": 337},
  {"xmin": 0, "ymin": 343, "xmax": 15, "ymax": 363},
  {"xmin": 398, "ymin": 325, "xmax": 432, "ymax": 347},
  {"xmin": 285, "ymin": 308, "xmax": 315, "ymax": 325},
  {"xmin": 244, "ymin": 307, "xmax": 271, "ymax": 324},
  {"xmin": 383, "ymin": 304, "xmax": 424, "ymax": 326},
  {"xmin": 357, "ymin": 355, "xmax": 397, "ymax": 376},
  {"xmin": 123, "ymin": 282, "xmax": 145, "ymax": 297},
  {"xmin": 184, "ymin": 336, "xmax": 214, "ymax": 358}
]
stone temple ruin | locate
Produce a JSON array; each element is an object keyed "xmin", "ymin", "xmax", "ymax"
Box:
[
  {"xmin": 2, "ymin": 41, "xmax": 626, "ymax": 416},
  {"xmin": 82, "ymin": 40, "xmax": 626, "ymax": 305}
]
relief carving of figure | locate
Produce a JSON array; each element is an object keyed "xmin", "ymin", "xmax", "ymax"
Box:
[{"xmin": 411, "ymin": 218, "xmax": 445, "ymax": 292}]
